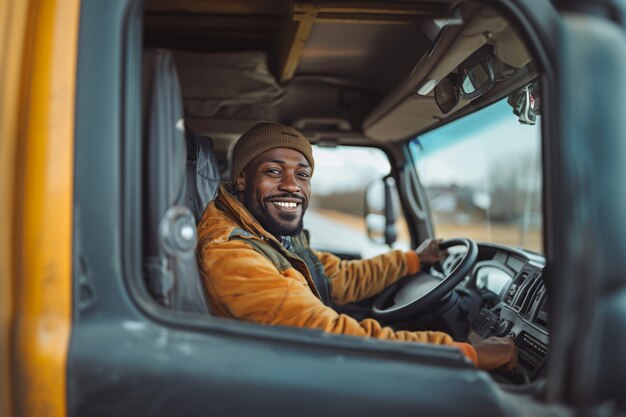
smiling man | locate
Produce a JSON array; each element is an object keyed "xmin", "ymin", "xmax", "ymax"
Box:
[{"xmin": 197, "ymin": 122, "xmax": 517, "ymax": 370}]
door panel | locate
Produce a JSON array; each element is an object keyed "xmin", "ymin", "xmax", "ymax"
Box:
[{"xmin": 547, "ymin": 10, "xmax": 626, "ymax": 411}]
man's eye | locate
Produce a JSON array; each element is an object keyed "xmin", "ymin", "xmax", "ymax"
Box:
[
  {"xmin": 267, "ymin": 168, "xmax": 281, "ymax": 175},
  {"xmin": 297, "ymin": 171, "xmax": 310, "ymax": 178}
]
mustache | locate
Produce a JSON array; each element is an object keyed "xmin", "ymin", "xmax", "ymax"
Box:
[{"xmin": 266, "ymin": 193, "xmax": 305, "ymax": 203}]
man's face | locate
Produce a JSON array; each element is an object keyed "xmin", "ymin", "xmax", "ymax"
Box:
[{"xmin": 237, "ymin": 148, "xmax": 312, "ymax": 237}]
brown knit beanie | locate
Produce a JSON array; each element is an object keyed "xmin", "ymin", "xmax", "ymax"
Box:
[{"xmin": 231, "ymin": 122, "xmax": 315, "ymax": 183}]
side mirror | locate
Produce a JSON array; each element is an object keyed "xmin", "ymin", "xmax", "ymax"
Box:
[{"xmin": 364, "ymin": 176, "xmax": 399, "ymax": 247}]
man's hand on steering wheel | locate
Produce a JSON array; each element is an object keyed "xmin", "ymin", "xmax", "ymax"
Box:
[
  {"xmin": 374, "ymin": 238, "xmax": 477, "ymax": 319},
  {"xmin": 415, "ymin": 238, "xmax": 448, "ymax": 266}
]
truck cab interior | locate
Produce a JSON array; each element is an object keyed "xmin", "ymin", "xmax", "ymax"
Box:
[{"xmin": 140, "ymin": 0, "xmax": 548, "ymax": 388}]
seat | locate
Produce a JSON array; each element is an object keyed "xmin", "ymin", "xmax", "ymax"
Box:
[
  {"xmin": 185, "ymin": 128, "xmax": 221, "ymax": 222},
  {"xmin": 142, "ymin": 49, "xmax": 220, "ymax": 313}
]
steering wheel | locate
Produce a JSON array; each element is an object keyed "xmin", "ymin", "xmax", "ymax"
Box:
[{"xmin": 372, "ymin": 238, "xmax": 478, "ymax": 320}]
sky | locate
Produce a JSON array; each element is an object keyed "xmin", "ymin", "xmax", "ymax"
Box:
[{"xmin": 411, "ymin": 99, "xmax": 541, "ymax": 188}]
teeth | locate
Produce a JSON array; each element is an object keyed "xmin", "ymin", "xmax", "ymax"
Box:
[{"xmin": 273, "ymin": 201, "xmax": 298, "ymax": 208}]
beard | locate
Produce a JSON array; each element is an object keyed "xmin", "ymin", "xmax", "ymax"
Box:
[{"xmin": 243, "ymin": 191, "xmax": 306, "ymax": 237}]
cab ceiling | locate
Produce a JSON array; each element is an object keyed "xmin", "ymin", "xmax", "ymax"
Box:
[
  {"xmin": 144, "ymin": 0, "xmax": 456, "ymax": 142},
  {"xmin": 145, "ymin": 0, "xmax": 452, "ymax": 83}
]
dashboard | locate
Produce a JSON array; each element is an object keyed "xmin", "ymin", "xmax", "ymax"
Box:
[
  {"xmin": 344, "ymin": 240, "xmax": 548, "ymax": 385},
  {"xmin": 466, "ymin": 244, "xmax": 548, "ymax": 384}
]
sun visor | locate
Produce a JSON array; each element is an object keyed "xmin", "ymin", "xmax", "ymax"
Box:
[
  {"xmin": 363, "ymin": 4, "xmax": 531, "ymax": 141},
  {"xmin": 172, "ymin": 50, "xmax": 286, "ymax": 118}
]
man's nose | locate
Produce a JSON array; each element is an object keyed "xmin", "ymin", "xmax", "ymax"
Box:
[{"xmin": 279, "ymin": 174, "xmax": 301, "ymax": 193}]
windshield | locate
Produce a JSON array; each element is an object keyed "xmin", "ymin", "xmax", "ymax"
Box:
[
  {"xmin": 304, "ymin": 145, "xmax": 410, "ymax": 259},
  {"xmin": 410, "ymin": 98, "xmax": 543, "ymax": 253}
]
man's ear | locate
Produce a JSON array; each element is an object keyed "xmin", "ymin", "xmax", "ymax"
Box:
[{"xmin": 235, "ymin": 173, "xmax": 245, "ymax": 193}]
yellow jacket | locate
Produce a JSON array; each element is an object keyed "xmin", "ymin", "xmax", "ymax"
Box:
[{"xmin": 197, "ymin": 184, "xmax": 477, "ymax": 363}]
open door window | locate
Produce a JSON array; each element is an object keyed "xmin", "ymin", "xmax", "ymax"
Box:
[{"xmin": 66, "ymin": 0, "xmax": 626, "ymax": 416}]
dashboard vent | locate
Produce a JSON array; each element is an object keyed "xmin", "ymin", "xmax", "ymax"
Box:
[
  {"xmin": 520, "ymin": 275, "xmax": 544, "ymax": 318},
  {"xmin": 506, "ymin": 269, "xmax": 548, "ymax": 327},
  {"xmin": 504, "ymin": 272, "xmax": 525, "ymax": 306},
  {"xmin": 512, "ymin": 272, "xmax": 537, "ymax": 311}
]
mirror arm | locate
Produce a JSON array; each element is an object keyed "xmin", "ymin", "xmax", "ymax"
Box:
[{"xmin": 383, "ymin": 176, "xmax": 398, "ymax": 247}]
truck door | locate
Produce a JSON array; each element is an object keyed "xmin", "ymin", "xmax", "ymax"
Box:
[{"xmin": 546, "ymin": 1, "xmax": 626, "ymax": 412}]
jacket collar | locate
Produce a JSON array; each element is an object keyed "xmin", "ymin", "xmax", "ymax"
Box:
[
  {"xmin": 216, "ymin": 183, "xmax": 283, "ymax": 246},
  {"xmin": 216, "ymin": 184, "xmax": 321, "ymax": 299}
]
